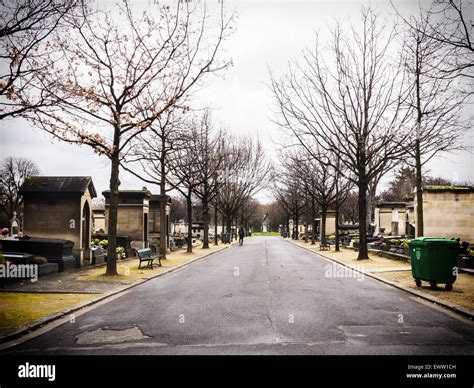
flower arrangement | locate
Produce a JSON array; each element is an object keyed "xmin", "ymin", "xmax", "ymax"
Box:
[
  {"xmin": 91, "ymin": 238, "xmax": 101, "ymax": 246},
  {"xmin": 116, "ymin": 246, "xmax": 125, "ymax": 259},
  {"xmin": 99, "ymin": 239, "xmax": 108, "ymax": 248}
]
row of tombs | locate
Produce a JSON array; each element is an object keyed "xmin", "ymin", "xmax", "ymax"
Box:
[{"xmin": 0, "ymin": 176, "xmax": 171, "ymax": 273}]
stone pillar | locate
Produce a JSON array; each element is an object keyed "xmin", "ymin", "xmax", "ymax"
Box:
[{"xmin": 10, "ymin": 211, "xmax": 20, "ymax": 237}]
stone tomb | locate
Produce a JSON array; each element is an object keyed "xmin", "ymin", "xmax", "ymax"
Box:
[
  {"xmin": 1, "ymin": 237, "xmax": 75, "ymax": 272},
  {"xmin": 103, "ymin": 188, "xmax": 152, "ymax": 249},
  {"xmin": 19, "ymin": 176, "xmax": 97, "ymax": 267},
  {"xmin": 374, "ymin": 202, "xmax": 408, "ymax": 236}
]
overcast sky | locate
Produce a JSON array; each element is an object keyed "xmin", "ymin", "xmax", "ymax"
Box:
[{"xmin": 1, "ymin": 0, "xmax": 473, "ymax": 203}]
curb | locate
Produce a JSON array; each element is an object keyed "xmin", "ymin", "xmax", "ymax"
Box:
[
  {"xmin": 286, "ymin": 239, "xmax": 474, "ymax": 320},
  {"xmin": 0, "ymin": 243, "xmax": 235, "ymax": 347}
]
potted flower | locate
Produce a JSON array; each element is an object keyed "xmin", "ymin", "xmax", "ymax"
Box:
[
  {"xmin": 91, "ymin": 238, "xmax": 101, "ymax": 247},
  {"xmin": 99, "ymin": 239, "xmax": 108, "ymax": 249},
  {"xmin": 1, "ymin": 227, "xmax": 9, "ymax": 238},
  {"xmin": 116, "ymin": 246, "xmax": 125, "ymax": 260}
]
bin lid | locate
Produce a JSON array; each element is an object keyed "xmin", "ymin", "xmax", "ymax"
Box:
[{"xmin": 408, "ymin": 237, "xmax": 458, "ymax": 246}]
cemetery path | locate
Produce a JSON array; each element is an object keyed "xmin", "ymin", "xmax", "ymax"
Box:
[{"xmin": 2, "ymin": 237, "xmax": 474, "ymax": 355}]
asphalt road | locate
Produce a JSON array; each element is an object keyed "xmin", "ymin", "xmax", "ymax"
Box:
[{"xmin": 3, "ymin": 237, "xmax": 474, "ymax": 355}]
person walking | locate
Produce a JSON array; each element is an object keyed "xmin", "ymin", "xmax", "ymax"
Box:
[{"xmin": 238, "ymin": 226, "xmax": 245, "ymax": 246}]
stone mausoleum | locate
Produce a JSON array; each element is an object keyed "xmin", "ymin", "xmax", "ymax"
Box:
[
  {"xmin": 103, "ymin": 188, "xmax": 152, "ymax": 249},
  {"xmin": 415, "ymin": 186, "xmax": 474, "ymax": 242},
  {"xmin": 19, "ymin": 176, "xmax": 97, "ymax": 265},
  {"xmin": 374, "ymin": 202, "xmax": 408, "ymax": 236}
]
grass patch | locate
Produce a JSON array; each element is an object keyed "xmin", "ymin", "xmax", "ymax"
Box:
[
  {"xmin": 76, "ymin": 264, "xmax": 149, "ymax": 282},
  {"xmin": 0, "ymin": 292, "xmax": 98, "ymax": 330},
  {"xmin": 379, "ymin": 271, "xmax": 474, "ymax": 311},
  {"xmin": 251, "ymin": 232, "xmax": 280, "ymax": 236},
  {"xmin": 76, "ymin": 244, "xmax": 229, "ymax": 283}
]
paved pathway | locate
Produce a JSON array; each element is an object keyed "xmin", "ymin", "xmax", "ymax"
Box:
[{"xmin": 3, "ymin": 237, "xmax": 473, "ymax": 355}]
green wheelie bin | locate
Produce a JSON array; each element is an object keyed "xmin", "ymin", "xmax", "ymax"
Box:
[
  {"xmin": 408, "ymin": 237, "xmax": 459, "ymax": 291},
  {"xmin": 222, "ymin": 233, "xmax": 231, "ymax": 244}
]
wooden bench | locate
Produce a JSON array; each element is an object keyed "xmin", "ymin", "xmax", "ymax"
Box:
[
  {"xmin": 137, "ymin": 248, "xmax": 162, "ymax": 269},
  {"xmin": 320, "ymin": 242, "xmax": 330, "ymax": 251}
]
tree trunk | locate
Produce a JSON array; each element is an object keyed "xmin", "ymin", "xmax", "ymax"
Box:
[
  {"xmin": 159, "ymin": 158, "xmax": 167, "ymax": 259},
  {"xmin": 320, "ymin": 205, "xmax": 327, "ymax": 245},
  {"xmin": 202, "ymin": 198, "xmax": 209, "ymax": 249},
  {"xmin": 290, "ymin": 212, "xmax": 293, "ymax": 239},
  {"xmin": 311, "ymin": 199, "xmax": 316, "ymax": 245},
  {"xmin": 335, "ymin": 201, "xmax": 340, "ymax": 252},
  {"xmin": 105, "ymin": 133, "xmax": 120, "ymax": 276},
  {"xmin": 415, "ymin": 44, "xmax": 424, "ymax": 238},
  {"xmin": 294, "ymin": 206, "xmax": 299, "ymax": 240},
  {"xmin": 366, "ymin": 183, "xmax": 377, "ymax": 237},
  {"xmin": 286, "ymin": 216, "xmax": 290, "ymax": 239},
  {"xmin": 304, "ymin": 197, "xmax": 309, "ymax": 243},
  {"xmin": 222, "ymin": 212, "xmax": 226, "ymax": 241},
  {"xmin": 231, "ymin": 216, "xmax": 235, "ymax": 240},
  {"xmin": 214, "ymin": 204, "xmax": 218, "ymax": 245},
  {"xmin": 335, "ymin": 168, "xmax": 340, "ymax": 252},
  {"xmin": 415, "ymin": 139, "xmax": 424, "ymax": 237},
  {"xmin": 357, "ymin": 176, "xmax": 369, "ymax": 260},
  {"xmin": 186, "ymin": 189, "xmax": 193, "ymax": 253}
]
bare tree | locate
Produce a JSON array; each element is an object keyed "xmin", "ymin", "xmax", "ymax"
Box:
[
  {"xmin": 168, "ymin": 118, "xmax": 207, "ymax": 253},
  {"xmin": 266, "ymin": 200, "xmax": 290, "ymax": 234},
  {"xmin": 121, "ymin": 109, "xmax": 188, "ymax": 259},
  {"xmin": 395, "ymin": 0, "xmax": 473, "ymax": 83},
  {"xmin": 400, "ymin": 9, "xmax": 470, "ymax": 237},
  {"xmin": 279, "ymin": 147, "xmax": 333, "ymax": 244},
  {"xmin": 281, "ymin": 145, "xmax": 352, "ymax": 250},
  {"xmin": 170, "ymin": 196, "xmax": 187, "ymax": 223},
  {"xmin": 340, "ymin": 191, "xmax": 359, "ymax": 225},
  {"xmin": 23, "ymin": 1, "xmax": 232, "ymax": 275},
  {"xmin": 0, "ymin": 0, "xmax": 85, "ymax": 119},
  {"xmin": 332, "ymin": 155, "xmax": 354, "ymax": 251},
  {"xmin": 190, "ymin": 111, "xmax": 226, "ymax": 249},
  {"xmin": 237, "ymin": 197, "xmax": 262, "ymax": 233},
  {"xmin": 271, "ymin": 8, "xmax": 411, "ymax": 259},
  {"xmin": 272, "ymin": 158, "xmax": 306, "ymax": 240},
  {"xmin": 218, "ymin": 135, "xmax": 270, "ymax": 237},
  {"xmin": 0, "ymin": 156, "xmax": 40, "ymax": 227},
  {"xmin": 271, "ymin": 183, "xmax": 293, "ymax": 237}
]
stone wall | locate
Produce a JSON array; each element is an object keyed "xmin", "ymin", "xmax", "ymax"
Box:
[
  {"xmin": 105, "ymin": 205, "xmax": 146, "ymax": 243},
  {"xmin": 375, "ymin": 207, "xmax": 406, "ymax": 236},
  {"xmin": 92, "ymin": 210, "xmax": 105, "ymax": 232},
  {"xmin": 23, "ymin": 194, "xmax": 81, "ymax": 254},
  {"xmin": 149, "ymin": 204, "xmax": 171, "ymax": 234},
  {"xmin": 419, "ymin": 190, "xmax": 474, "ymax": 242},
  {"xmin": 325, "ymin": 213, "xmax": 336, "ymax": 236}
]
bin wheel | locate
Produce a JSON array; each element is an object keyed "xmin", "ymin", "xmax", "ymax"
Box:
[
  {"xmin": 429, "ymin": 281, "xmax": 438, "ymax": 290},
  {"xmin": 415, "ymin": 279, "xmax": 422, "ymax": 287},
  {"xmin": 445, "ymin": 283, "xmax": 453, "ymax": 291}
]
